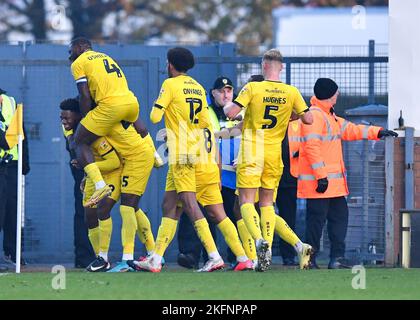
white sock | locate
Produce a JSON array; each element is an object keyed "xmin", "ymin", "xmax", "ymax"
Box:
[
  {"xmin": 95, "ymin": 180, "xmax": 106, "ymax": 190},
  {"xmin": 237, "ymin": 255, "xmax": 248, "ymax": 263},
  {"xmin": 294, "ymin": 241, "xmax": 303, "ymax": 253},
  {"xmin": 256, "ymin": 238, "xmax": 264, "ymax": 248},
  {"xmin": 208, "ymin": 251, "xmax": 221, "ymax": 260},
  {"xmin": 98, "ymin": 252, "xmax": 108, "ymax": 262},
  {"xmin": 122, "ymin": 253, "xmax": 133, "ymax": 261},
  {"xmin": 151, "ymin": 253, "xmax": 162, "ymax": 266}
]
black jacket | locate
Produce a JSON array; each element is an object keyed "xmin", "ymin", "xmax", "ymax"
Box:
[
  {"xmin": 279, "ymin": 129, "xmax": 297, "ymax": 189},
  {"xmin": 0, "ymin": 125, "xmax": 30, "ymax": 175}
]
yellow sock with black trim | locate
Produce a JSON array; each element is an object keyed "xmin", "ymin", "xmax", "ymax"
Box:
[
  {"xmin": 237, "ymin": 219, "xmax": 257, "ymax": 260},
  {"xmin": 275, "ymin": 215, "xmax": 300, "ymax": 247},
  {"xmin": 135, "ymin": 208, "xmax": 155, "ymax": 253},
  {"xmin": 194, "ymin": 218, "xmax": 218, "ymax": 257},
  {"xmin": 120, "ymin": 205, "xmax": 138, "ymax": 260},
  {"xmin": 98, "ymin": 217, "xmax": 112, "ymax": 258},
  {"xmin": 217, "ymin": 217, "xmax": 247, "ymax": 261},
  {"xmin": 84, "ymin": 163, "xmax": 105, "ymax": 186},
  {"xmin": 260, "ymin": 206, "xmax": 276, "ymax": 248},
  {"xmin": 154, "ymin": 217, "xmax": 178, "ymax": 257},
  {"xmin": 88, "ymin": 227, "xmax": 100, "ymax": 256},
  {"xmin": 240, "ymin": 203, "xmax": 262, "ymax": 240}
]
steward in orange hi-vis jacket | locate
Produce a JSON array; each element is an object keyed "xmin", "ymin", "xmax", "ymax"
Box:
[{"xmin": 298, "ymin": 78, "xmax": 398, "ymax": 269}]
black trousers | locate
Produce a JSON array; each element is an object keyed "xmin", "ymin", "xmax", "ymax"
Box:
[
  {"xmin": 71, "ymin": 165, "xmax": 95, "ymax": 267},
  {"xmin": 275, "ymin": 187, "xmax": 297, "ymax": 260},
  {"xmin": 0, "ymin": 165, "xmax": 8, "ymax": 234},
  {"xmin": 305, "ymin": 196, "xmax": 349, "ymax": 259},
  {"xmin": 177, "ymin": 204, "xmax": 217, "ymax": 264},
  {"xmin": 2, "ymin": 162, "xmax": 19, "ymax": 258},
  {"xmin": 0, "ymin": 162, "xmax": 24, "ymax": 259},
  {"xmin": 221, "ymin": 187, "xmax": 237, "ymax": 264}
]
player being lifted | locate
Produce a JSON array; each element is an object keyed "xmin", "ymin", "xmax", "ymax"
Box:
[
  {"xmin": 224, "ymin": 49, "xmax": 314, "ymax": 271},
  {"xmin": 131, "ymin": 47, "xmax": 226, "ymax": 273},
  {"xmin": 60, "ymin": 98, "xmax": 157, "ymax": 272},
  {"xmin": 69, "ymin": 37, "xmax": 139, "ymax": 206},
  {"xmin": 68, "ymin": 38, "xmax": 157, "ymax": 271}
]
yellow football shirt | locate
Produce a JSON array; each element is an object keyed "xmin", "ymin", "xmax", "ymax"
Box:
[
  {"xmin": 71, "ymin": 50, "xmax": 137, "ymax": 106},
  {"xmin": 234, "ymin": 80, "xmax": 308, "ymax": 146},
  {"xmin": 153, "ymin": 74, "xmax": 211, "ymax": 163},
  {"xmin": 195, "ymin": 122, "xmax": 220, "ymax": 186}
]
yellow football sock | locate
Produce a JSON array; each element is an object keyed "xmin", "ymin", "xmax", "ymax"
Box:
[
  {"xmin": 240, "ymin": 203, "xmax": 262, "ymax": 240},
  {"xmin": 120, "ymin": 205, "xmax": 138, "ymax": 256},
  {"xmin": 154, "ymin": 217, "xmax": 178, "ymax": 257},
  {"xmin": 217, "ymin": 217, "xmax": 247, "ymax": 259},
  {"xmin": 135, "ymin": 208, "xmax": 155, "ymax": 253},
  {"xmin": 88, "ymin": 227, "xmax": 100, "ymax": 256},
  {"xmin": 237, "ymin": 219, "xmax": 257, "ymax": 260},
  {"xmin": 84, "ymin": 163, "xmax": 104, "ymax": 185},
  {"xmin": 260, "ymin": 206, "xmax": 276, "ymax": 248},
  {"xmin": 275, "ymin": 215, "xmax": 300, "ymax": 247},
  {"xmin": 194, "ymin": 218, "xmax": 218, "ymax": 255},
  {"xmin": 98, "ymin": 217, "xmax": 112, "ymax": 254}
]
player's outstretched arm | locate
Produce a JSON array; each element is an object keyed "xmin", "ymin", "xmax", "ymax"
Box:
[
  {"xmin": 214, "ymin": 121, "xmax": 243, "ymax": 139},
  {"xmin": 77, "ymin": 82, "xmax": 94, "ymax": 116},
  {"xmin": 150, "ymin": 106, "xmax": 164, "ymax": 124},
  {"xmin": 133, "ymin": 117, "xmax": 149, "ymax": 138},
  {"xmin": 224, "ymin": 101, "xmax": 242, "ymax": 120},
  {"xmin": 299, "ymin": 111, "xmax": 313, "ymax": 125}
]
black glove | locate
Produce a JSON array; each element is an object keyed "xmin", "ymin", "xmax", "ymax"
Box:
[
  {"xmin": 378, "ymin": 129, "xmax": 398, "ymax": 138},
  {"xmin": 316, "ymin": 178, "xmax": 329, "ymax": 193}
]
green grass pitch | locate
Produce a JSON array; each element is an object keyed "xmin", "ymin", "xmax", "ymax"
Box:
[{"xmin": 1, "ymin": 267, "xmax": 420, "ymax": 300}]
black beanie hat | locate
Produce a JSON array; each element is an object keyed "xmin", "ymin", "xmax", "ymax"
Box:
[{"xmin": 314, "ymin": 78, "xmax": 338, "ymax": 100}]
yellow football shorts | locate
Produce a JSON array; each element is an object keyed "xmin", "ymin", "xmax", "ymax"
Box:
[
  {"xmin": 196, "ymin": 183, "xmax": 223, "ymax": 207},
  {"xmin": 236, "ymin": 148, "xmax": 284, "ymax": 190},
  {"xmin": 175, "ymin": 183, "xmax": 223, "ymax": 209},
  {"xmin": 80, "ymin": 101, "xmax": 139, "ymax": 137},
  {"xmin": 83, "ymin": 168, "xmax": 122, "ymax": 207},
  {"xmin": 120, "ymin": 142, "xmax": 154, "ymax": 196},
  {"xmin": 165, "ymin": 163, "xmax": 197, "ymax": 193}
]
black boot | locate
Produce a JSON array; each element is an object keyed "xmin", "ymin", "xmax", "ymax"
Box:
[{"xmin": 328, "ymin": 257, "xmax": 351, "ymax": 269}]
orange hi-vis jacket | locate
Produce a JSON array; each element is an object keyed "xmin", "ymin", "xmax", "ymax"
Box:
[
  {"xmin": 288, "ymin": 120, "xmax": 301, "ymax": 179},
  {"xmin": 297, "ymin": 96, "xmax": 382, "ymax": 199}
]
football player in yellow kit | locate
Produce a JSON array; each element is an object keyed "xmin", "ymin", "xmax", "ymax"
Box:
[
  {"xmin": 132, "ymin": 47, "xmax": 225, "ymax": 273},
  {"xmin": 224, "ymin": 49, "xmax": 313, "ymax": 271}
]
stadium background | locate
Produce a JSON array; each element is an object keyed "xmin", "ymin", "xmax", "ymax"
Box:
[{"xmin": 0, "ymin": 40, "xmax": 389, "ymax": 265}]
